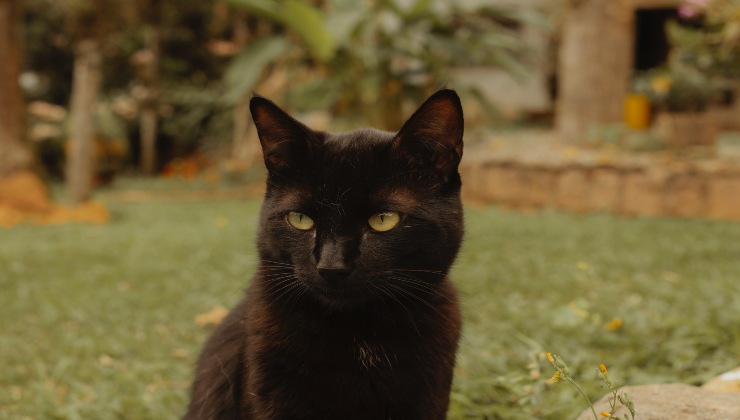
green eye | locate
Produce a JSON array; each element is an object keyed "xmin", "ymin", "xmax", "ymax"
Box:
[
  {"xmin": 287, "ymin": 212, "xmax": 315, "ymax": 230},
  {"xmin": 368, "ymin": 211, "xmax": 400, "ymax": 232}
]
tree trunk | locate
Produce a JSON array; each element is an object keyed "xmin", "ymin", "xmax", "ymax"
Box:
[
  {"xmin": 67, "ymin": 39, "xmax": 102, "ymax": 204},
  {"xmin": 231, "ymin": 11, "xmax": 258, "ymax": 162},
  {"xmin": 140, "ymin": 107, "xmax": 158, "ymax": 173},
  {"xmin": 0, "ymin": 0, "xmax": 32, "ymax": 177},
  {"xmin": 556, "ymin": 0, "xmax": 635, "ymax": 142},
  {"xmin": 138, "ymin": 27, "xmax": 160, "ymax": 175}
]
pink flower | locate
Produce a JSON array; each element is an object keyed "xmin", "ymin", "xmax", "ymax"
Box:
[{"xmin": 678, "ymin": 0, "xmax": 709, "ymax": 19}]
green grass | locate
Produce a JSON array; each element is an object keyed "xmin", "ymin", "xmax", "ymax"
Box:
[{"xmin": 2, "ymin": 185, "xmax": 740, "ymax": 419}]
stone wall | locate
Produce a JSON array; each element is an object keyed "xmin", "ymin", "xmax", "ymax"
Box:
[{"xmin": 460, "ymin": 157, "xmax": 740, "ymax": 221}]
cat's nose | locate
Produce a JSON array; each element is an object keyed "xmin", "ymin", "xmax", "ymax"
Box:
[{"xmin": 316, "ymin": 236, "xmax": 353, "ymax": 283}]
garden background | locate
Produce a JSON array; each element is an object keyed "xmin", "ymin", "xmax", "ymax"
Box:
[{"xmin": 1, "ymin": 0, "xmax": 740, "ymax": 418}]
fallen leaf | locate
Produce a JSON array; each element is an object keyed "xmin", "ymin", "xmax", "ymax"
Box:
[{"xmin": 194, "ymin": 306, "xmax": 229, "ymax": 327}]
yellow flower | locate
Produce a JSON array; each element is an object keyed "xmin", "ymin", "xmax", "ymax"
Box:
[
  {"xmin": 599, "ymin": 363, "xmax": 608, "ymax": 376},
  {"xmin": 650, "ymin": 75, "xmax": 672, "ymax": 94},
  {"xmin": 214, "ymin": 215, "xmax": 230, "ymax": 228},
  {"xmin": 546, "ymin": 352, "xmax": 554, "ymax": 363},
  {"xmin": 550, "ymin": 371, "xmax": 561, "ymax": 384},
  {"xmin": 601, "ymin": 411, "xmax": 613, "ymax": 418},
  {"xmin": 604, "ymin": 317, "xmax": 623, "ymax": 331}
]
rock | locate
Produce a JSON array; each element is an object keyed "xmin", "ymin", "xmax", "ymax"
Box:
[
  {"xmin": 702, "ymin": 367, "xmax": 740, "ymax": 394},
  {"xmin": 576, "ymin": 383, "xmax": 740, "ymax": 420}
]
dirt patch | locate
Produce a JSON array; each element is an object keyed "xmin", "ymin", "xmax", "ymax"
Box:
[
  {"xmin": 0, "ymin": 171, "xmax": 109, "ymax": 228},
  {"xmin": 0, "ymin": 171, "xmax": 51, "ymax": 212},
  {"xmin": 112, "ymin": 183, "xmax": 264, "ymax": 203}
]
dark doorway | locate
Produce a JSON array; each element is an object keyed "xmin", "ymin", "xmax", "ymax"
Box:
[{"xmin": 634, "ymin": 8, "xmax": 677, "ymax": 70}]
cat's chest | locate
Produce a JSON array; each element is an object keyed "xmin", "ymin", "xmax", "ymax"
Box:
[
  {"xmin": 352, "ymin": 338, "xmax": 395, "ymax": 370},
  {"xmin": 251, "ymin": 312, "xmax": 416, "ymax": 374},
  {"xmin": 295, "ymin": 328, "xmax": 406, "ymax": 372}
]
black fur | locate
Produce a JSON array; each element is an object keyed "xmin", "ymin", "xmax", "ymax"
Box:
[{"xmin": 185, "ymin": 90, "xmax": 465, "ymax": 419}]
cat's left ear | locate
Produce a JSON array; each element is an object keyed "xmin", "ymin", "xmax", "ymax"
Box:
[
  {"xmin": 391, "ymin": 89, "xmax": 464, "ymax": 175},
  {"xmin": 250, "ymin": 95, "xmax": 321, "ymax": 172}
]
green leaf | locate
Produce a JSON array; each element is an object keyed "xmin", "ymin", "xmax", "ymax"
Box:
[
  {"xmin": 222, "ymin": 37, "xmax": 291, "ymax": 103},
  {"xmin": 226, "ymin": 0, "xmax": 337, "ymax": 61},
  {"xmin": 225, "ymin": 0, "xmax": 281, "ymax": 21},
  {"xmin": 387, "ymin": 0, "xmax": 432, "ymax": 18},
  {"xmin": 281, "ymin": 0, "xmax": 337, "ymax": 61},
  {"xmin": 324, "ymin": 6, "xmax": 368, "ymax": 46},
  {"xmin": 286, "ymin": 78, "xmax": 342, "ymax": 112}
]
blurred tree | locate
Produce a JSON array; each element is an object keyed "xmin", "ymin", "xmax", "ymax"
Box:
[
  {"xmin": 62, "ymin": 0, "xmax": 121, "ymax": 203},
  {"xmin": 23, "ymin": 0, "xmax": 74, "ymax": 104},
  {"xmin": 227, "ymin": 0, "xmax": 539, "ymax": 130},
  {"xmin": 322, "ymin": 0, "xmax": 536, "ymax": 129},
  {"xmin": 67, "ymin": 38, "xmax": 100, "ymax": 203},
  {"xmin": 230, "ymin": 11, "xmax": 253, "ymax": 162},
  {"xmin": 130, "ymin": 0, "xmax": 163, "ymax": 175},
  {"xmin": 226, "ymin": 15, "xmax": 289, "ymax": 164},
  {"xmin": 0, "ymin": 0, "xmax": 33, "ymax": 177},
  {"xmin": 668, "ymin": 0, "xmax": 740, "ymax": 80},
  {"xmin": 556, "ymin": 0, "xmax": 633, "ymax": 142},
  {"xmin": 23, "ymin": 0, "xmax": 230, "ymax": 180}
]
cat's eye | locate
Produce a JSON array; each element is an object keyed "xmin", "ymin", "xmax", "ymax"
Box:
[
  {"xmin": 287, "ymin": 211, "xmax": 315, "ymax": 230},
  {"xmin": 368, "ymin": 211, "xmax": 400, "ymax": 232}
]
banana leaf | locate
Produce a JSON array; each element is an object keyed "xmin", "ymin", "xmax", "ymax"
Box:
[
  {"xmin": 227, "ymin": 0, "xmax": 337, "ymax": 61},
  {"xmin": 222, "ymin": 36, "xmax": 291, "ymax": 104}
]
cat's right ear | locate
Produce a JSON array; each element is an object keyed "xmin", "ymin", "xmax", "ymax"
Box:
[{"xmin": 250, "ymin": 95, "xmax": 320, "ymax": 172}]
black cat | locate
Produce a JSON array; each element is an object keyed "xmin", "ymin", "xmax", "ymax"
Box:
[{"xmin": 185, "ymin": 89, "xmax": 465, "ymax": 420}]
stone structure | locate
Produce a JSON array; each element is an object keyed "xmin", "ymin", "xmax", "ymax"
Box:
[
  {"xmin": 460, "ymin": 134, "xmax": 740, "ymax": 221},
  {"xmin": 577, "ymin": 383, "xmax": 740, "ymax": 420}
]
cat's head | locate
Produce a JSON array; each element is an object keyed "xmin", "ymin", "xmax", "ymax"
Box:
[{"xmin": 251, "ymin": 90, "xmax": 464, "ymax": 311}]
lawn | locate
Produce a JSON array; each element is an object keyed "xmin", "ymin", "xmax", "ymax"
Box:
[{"xmin": 1, "ymin": 182, "xmax": 739, "ymax": 419}]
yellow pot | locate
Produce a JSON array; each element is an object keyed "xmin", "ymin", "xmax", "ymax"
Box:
[{"xmin": 624, "ymin": 94, "xmax": 651, "ymax": 129}]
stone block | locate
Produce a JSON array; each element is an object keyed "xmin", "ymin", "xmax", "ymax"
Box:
[
  {"xmin": 707, "ymin": 176, "xmax": 740, "ymax": 221},
  {"xmin": 526, "ymin": 169, "xmax": 557, "ymax": 208},
  {"xmin": 663, "ymin": 174, "xmax": 706, "ymax": 218},
  {"xmin": 588, "ymin": 168, "xmax": 621, "ymax": 212},
  {"xmin": 460, "ymin": 164, "xmax": 483, "ymax": 202},
  {"xmin": 621, "ymin": 171, "xmax": 663, "ymax": 217},
  {"xmin": 556, "ymin": 168, "xmax": 589, "ymax": 212},
  {"xmin": 499, "ymin": 166, "xmax": 526, "ymax": 206},
  {"xmin": 483, "ymin": 165, "xmax": 508, "ymax": 203},
  {"xmin": 475, "ymin": 165, "xmax": 522, "ymax": 206}
]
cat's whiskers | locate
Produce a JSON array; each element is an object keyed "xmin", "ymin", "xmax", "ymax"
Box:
[
  {"xmin": 267, "ymin": 280, "xmax": 304, "ymax": 308},
  {"xmin": 383, "ymin": 270, "xmax": 445, "ymax": 296},
  {"xmin": 386, "ymin": 271, "xmax": 438, "ymax": 287},
  {"xmin": 259, "ymin": 268, "xmax": 296, "ymax": 279},
  {"xmin": 393, "ymin": 268, "xmax": 445, "ymax": 275},
  {"xmin": 256, "ymin": 263, "xmax": 302, "ymax": 306},
  {"xmin": 370, "ymin": 283, "xmax": 421, "ymax": 337},
  {"xmin": 262, "ymin": 277, "xmax": 299, "ymax": 293},
  {"xmin": 264, "ymin": 275, "xmax": 299, "ymax": 296},
  {"xmin": 260, "ymin": 259, "xmax": 296, "ymax": 268},
  {"xmin": 284, "ymin": 280, "xmax": 309, "ymax": 307},
  {"xmin": 365, "ymin": 285, "xmax": 391, "ymax": 313},
  {"xmin": 386, "ymin": 276, "xmax": 436, "ymax": 296},
  {"xmin": 383, "ymin": 281, "xmax": 453, "ymax": 324}
]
